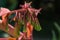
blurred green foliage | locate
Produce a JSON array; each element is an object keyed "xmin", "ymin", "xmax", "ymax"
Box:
[
  {"xmin": 53, "ymin": 22, "xmax": 60, "ymax": 40},
  {"xmin": 0, "ymin": 0, "xmax": 18, "ymax": 10}
]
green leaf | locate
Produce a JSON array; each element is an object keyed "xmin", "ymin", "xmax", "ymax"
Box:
[
  {"xmin": 6, "ymin": 26, "xmax": 8, "ymax": 31},
  {"xmin": 14, "ymin": 26, "xmax": 20, "ymax": 36},
  {"xmin": 17, "ymin": 30, "xmax": 20, "ymax": 36},
  {"xmin": 5, "ymin": 23, "xmax": 9, "ymax": 32},
  {"xmin": 31, "ymin": 21, "xmax": 42, "ymax": 31},
  {"xmin": 18, "ymin": 19, "xmax": 24, "ymax": 32},
  {"xmin": 35, "ymin": 23, "xmax": 42, "ymax": 31},
  {"xmin": 52, "ymin": 30, "xmax": 57, "ymax": 40},
  {"xmin": 23, "ymin": 26, "xmax": 26, "ymax": 32}
]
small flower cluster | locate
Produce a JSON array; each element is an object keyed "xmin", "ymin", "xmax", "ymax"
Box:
[{"xmin": 0, "ymin": 1, "xmax": 42, "ymax": 40}]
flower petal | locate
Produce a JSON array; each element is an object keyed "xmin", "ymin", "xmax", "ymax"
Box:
[
  {"xmin": 28, "ymin": 8, "xmax": 42, "ymax": 16},
  {"xmin": 0, "ymin": 7, "xmax": 10, "ymax": 16},
  {"xmin": 20, "ymin": 1, "xmax": 32, "ymax": 9},
  {"xmin": 35, "ymin": 8, "xmax": 42, "ymax": 16}
]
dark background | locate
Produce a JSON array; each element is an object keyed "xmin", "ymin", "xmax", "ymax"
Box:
[{"xmin": 0, "ymin": 0, "xmax": 59, "ymax": 40}]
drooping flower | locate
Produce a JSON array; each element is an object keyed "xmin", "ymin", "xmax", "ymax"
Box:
[
  {"xmin": 0, "ymin": 1, "xmax": 42, "ymax": 40},
  {"xmin": 26, "ymin": 22, "xmax": 33, "ymax": 39}
]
